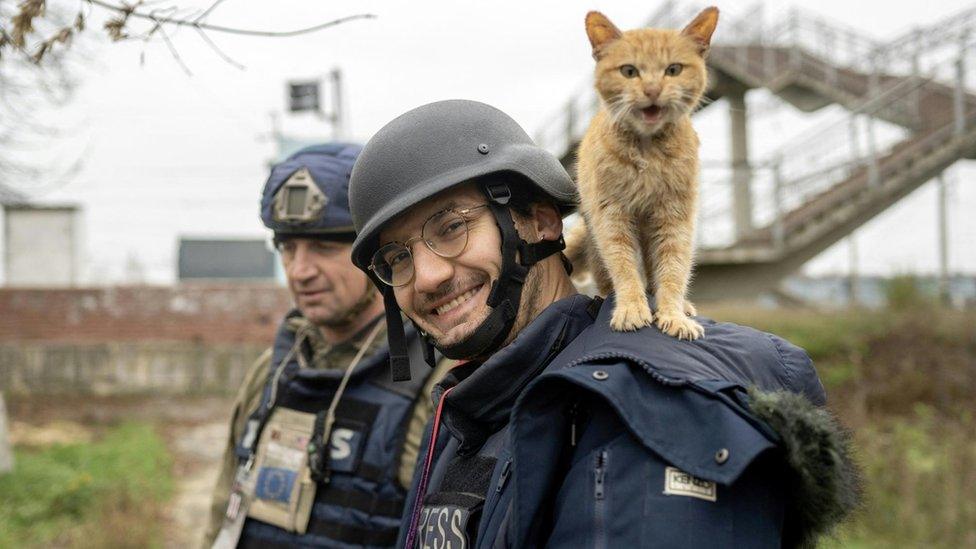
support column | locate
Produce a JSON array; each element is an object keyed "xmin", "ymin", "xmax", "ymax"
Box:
[
  {"xmin": 772, "ymin": 158, "xmax": 784, "ymax": 250},
  {"xmin": 867, "ymin": 55, "xmax": 880, "ymax": 187},
  {"xmin": 728, "ymin": 86, "xmax": 754, "ymax": 241},
  {"xmin": 954, "ymin": 44, "xmax": 967, "ymax": 136}
]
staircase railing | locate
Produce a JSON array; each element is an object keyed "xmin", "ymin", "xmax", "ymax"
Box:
[
  {"xmin": 536, "ymin": 2, "xmax": 976, "ymax": 158},
  {"xmin": 533, "ymin": 1, "xmax": 976, "ymax": 256},
  {"xmin": 696, "ymin": 46, "xmax": 976, "ymax": 251}
]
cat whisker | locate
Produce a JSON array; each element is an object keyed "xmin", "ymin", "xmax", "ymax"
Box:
[{"xmin": 604, "ymin": 97, "xmax": 633, "ymax": 130}]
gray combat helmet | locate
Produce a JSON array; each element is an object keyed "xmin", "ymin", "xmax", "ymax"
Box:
[
  {"xmin": 349, "ymin": 100, "xmax": 578, "ymax": 381},
  {"xmin": 349, "ymin": 99, "xmax": 577, "ymax": 271}
]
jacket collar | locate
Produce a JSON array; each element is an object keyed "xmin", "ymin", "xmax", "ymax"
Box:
[
  {"xmin": 272, "ymin": 309, "xmax": 388, "ymax": 382},
  {"xmin": 432, "ymin": 294, "xmax": 596, "ymax": 455}
]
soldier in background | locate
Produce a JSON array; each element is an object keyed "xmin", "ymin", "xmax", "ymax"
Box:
[{"xmin": 204, "ymin": 144, "xmax": 450, "ymax": 548}]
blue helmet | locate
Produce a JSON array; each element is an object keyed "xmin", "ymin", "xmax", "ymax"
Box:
[{"xmin": 261, "ymin": 143, "xmax": 363, "ymax": 239}]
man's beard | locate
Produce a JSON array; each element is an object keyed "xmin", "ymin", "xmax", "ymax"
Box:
[
  {"xmin": 428, "ymin": 265, "xmax": 544, "ymax": 356},
  {"xmin": 312, "ymin": 286, "xmax": 378, "ymax": 328},
  {"xmin": 417, "ymin": 273, "xmax": 491, "ymax": 345}
]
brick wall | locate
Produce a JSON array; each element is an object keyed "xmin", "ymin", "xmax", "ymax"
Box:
[
  {"xmin": 0, "ymin": 285, "xmax": 294, "ymax": 395},
  {"xmin": 0, "ymin": 285, "xmax": 293, "ymax": 344}
]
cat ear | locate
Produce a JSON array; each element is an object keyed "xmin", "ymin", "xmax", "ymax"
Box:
[
  {"xmin": 681, "ymin": 6, "xmax": 719, "ymax": 56},
  {"xmin": 585, "ymin": 11, "xmax": 622, "ymax": 60}
]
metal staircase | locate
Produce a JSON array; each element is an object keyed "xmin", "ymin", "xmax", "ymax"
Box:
[{"xmin": 537, "ymin": 2, "xmax": 976, "ymax": 300}]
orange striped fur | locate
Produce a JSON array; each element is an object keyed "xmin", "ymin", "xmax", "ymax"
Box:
[{"xmin": 568, "ymin": 7, "xmax": 718, "ymax": 338}]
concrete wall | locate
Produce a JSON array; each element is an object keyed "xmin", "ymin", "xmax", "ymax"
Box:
[
  {"xmin": 0, "ymin": 342, "xmax": 263, "ymax": 396},
  {"xmin": 0, "ymin": 285, "xmax": 293, "ymax": 395}
]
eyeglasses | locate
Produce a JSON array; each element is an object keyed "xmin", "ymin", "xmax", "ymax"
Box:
[{"xmin": 369, "ymin": 204, "xmax": 489, "ymax": 287}]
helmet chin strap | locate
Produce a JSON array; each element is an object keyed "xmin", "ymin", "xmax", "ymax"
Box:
[
  {"xmin": 435, "ymin": 181, "xmax": 565, "ymax": 361},
  {"xmin": 382, "ymin": 181, "xmax": 565, "ymax": 381}
]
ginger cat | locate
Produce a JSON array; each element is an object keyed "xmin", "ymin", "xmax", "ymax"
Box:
[{"xmin": 567, "ymin": 7, "xmax": 718, "ymax": 339}]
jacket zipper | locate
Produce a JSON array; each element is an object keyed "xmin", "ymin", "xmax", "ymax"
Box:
[
  {"xmin": 470, "ymin": 456, "xmax": 512, "ymax": 547},
  {"xmin": 496, "ymin": 458, "xmax": 513, "ymax": 493},
  {"xmin": 593, "ymin": 449, "xmax": 608, "ymax": 549}
]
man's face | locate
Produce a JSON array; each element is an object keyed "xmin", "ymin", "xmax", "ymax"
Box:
[
  {"xmin": 278, "ymin": 238, "xmax": 369, "ymax": 327},
  {"xmin": 379, "ymin": 184, "xmax": 503, "ymax": 348}
]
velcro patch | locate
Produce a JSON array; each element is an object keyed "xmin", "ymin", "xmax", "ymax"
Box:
[
  {"xmin": 255, "ymin": 467, "xmax": 297, "ymax": 503},
  {"xmin": 328, "ymin": 423, "xmax": 366, "ymax": 473},
  {"xmin": 663, "ymin": 466, "xmax": 717, "ymax": 502}
]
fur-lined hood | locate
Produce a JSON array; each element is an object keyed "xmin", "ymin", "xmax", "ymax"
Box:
[{"xmin": 749, "ymin": 388, "xmax": 861, "ymax": 548}]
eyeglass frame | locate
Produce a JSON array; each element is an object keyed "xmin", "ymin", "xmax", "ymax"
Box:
[{"xmin": 368, "ymin": 204, "xmax": 491, "ymax": 287}]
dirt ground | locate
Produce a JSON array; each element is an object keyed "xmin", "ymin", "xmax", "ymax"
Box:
[{"xmin": 6, "ymin": 394, "xmax": 235, "ymax": 549}]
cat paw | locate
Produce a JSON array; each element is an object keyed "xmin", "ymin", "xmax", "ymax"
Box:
[
  {"xmin": 683, "ymin": 300, "xmax": 698, "ymax": 317},
  {"xmin": 655, "ymin": 310, "xmax": 704, "ymax": 340},
  {"xmin": 610, "ymin": 301, "xmax": 654, "ymax": 332}
]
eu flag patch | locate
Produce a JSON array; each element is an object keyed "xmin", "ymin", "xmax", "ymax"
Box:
[{"xmin": 255, "ymin": 467, "xmax": 296, "ymax": 503}]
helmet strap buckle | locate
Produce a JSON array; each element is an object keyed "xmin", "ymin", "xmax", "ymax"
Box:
[{"xmin": 484, "ymin": 182, "xmax": 511, "ymax": 205}]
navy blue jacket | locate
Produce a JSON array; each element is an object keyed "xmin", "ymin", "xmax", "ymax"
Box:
[{"xmin": 399, "ymin": 294, "xmax": 857, "ymax": 548}]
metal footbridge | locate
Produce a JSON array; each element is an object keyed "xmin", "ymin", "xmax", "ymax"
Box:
[{"xmin": 536, "ymin": 2, "xmax": 976, "ymax": 300}]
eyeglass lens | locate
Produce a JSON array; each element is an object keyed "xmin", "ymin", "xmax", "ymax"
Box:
[{"xmin": 371, "ymin": 209, "xmax": 471, "ymax": 286}]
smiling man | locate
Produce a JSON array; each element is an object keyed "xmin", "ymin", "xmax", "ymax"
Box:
[
  {"xmin": 348, "ymin": 100, "xmax": 859, "ymax": 548},
  {"xmin": 204, "ymin": 144, "xmax": 450, "ymax": 548}
]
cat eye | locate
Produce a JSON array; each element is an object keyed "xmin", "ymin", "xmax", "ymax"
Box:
[
  {"xmin": 665, "ymin": 63, "xmax": 683, "ymax": 76},
  {"xmin": 619, "ymin": 64, "xmax": 640, "ymax": 78}
]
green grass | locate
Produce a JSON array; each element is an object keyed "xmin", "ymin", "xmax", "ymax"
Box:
[
  {"xmin": 825, "ymin": 406, "xmax": 976, "ymax": 548},
  {"xmin": 0, "ymin": 422, "xmax": 174, "ymax": 548},
  {"xmin": 704, "ymin": 304, "xmax": 976, "ymax": 547}
]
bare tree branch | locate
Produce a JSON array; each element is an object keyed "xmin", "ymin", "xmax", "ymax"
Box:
[
  {"xmin": 156, "ymin": 22, "xmax": 191, "ymax": 75},
  {"xmin": 193, "ymin": 0, "xmax": 228, "ymax": 23},
  {"xmin": 194, "ymin": 26, "xmax": 244, "ymax": 70},
  {"xmin": 4, "ymin": 1, "xmax": 376, "ymax": 65},
  {"xmin": 86, "ymin": 0, "xmax": 376, "ymax": 38}
]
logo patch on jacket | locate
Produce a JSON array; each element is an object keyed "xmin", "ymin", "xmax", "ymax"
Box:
[
  {"xmin": 663, "ymin": 466, "xmax": 717, "ymax": 502},
  {"xmin": 417, "ymin": 505, "xmax": 471, "ymax": 549}
]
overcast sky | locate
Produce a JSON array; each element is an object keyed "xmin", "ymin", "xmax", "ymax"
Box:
[{"xmin": 5, "ymin": 0, "xmax": 976, "ymax": 284}]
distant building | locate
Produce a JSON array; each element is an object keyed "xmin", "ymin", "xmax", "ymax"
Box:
[
  {"xmin": 3, "ymin": 204, "xmax": 81, "ymax": 287},
  {"xmin": 178, "ymin": 238, "xmax": 277, "ymax": 282}
]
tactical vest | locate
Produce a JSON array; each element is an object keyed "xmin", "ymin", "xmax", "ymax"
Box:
[{"xmin": 238, "ymin": 313, "xmax": 431, "ymax": 548}]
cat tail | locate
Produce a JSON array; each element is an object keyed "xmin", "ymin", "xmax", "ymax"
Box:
[{"xmin": 563, "ymin": 221, "xmax": 590, "ymax": 280}]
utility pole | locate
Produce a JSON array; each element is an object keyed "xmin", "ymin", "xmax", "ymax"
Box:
[
  {"xmin": 278, "ymin": 68, "xmax": 347, "ymax": 156},
  {"xmin": 848, "ymin": 235, "xmax": 859, "ymax": 307},
  {"xmin": 938, "ymin": 173, "xmax": 951, "ymax": 306},
  {"xmin": 329, "ymin": 68, "xmax": 345, "ymax": 140}
]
